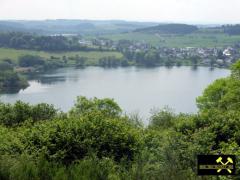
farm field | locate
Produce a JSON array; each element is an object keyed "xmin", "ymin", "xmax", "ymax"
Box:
[
  {"xmin": 103, "ymin": 32, "xmax": 240, "ymax": 48},
  {"xmin": 0, "ymin": 48, "xmax": 123, "ymax": 63}
]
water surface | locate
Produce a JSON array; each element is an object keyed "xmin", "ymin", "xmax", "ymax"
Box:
[{"xmin": 0, "ymin": 66, "xmax": 230, "ymax": 121}]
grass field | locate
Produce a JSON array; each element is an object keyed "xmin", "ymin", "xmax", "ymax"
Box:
[
  {"xmin": 0, "ymin": 48, "xmax": 123, "ymax": 64},
  {"xmin": 103, "ymin": 32, "xmax": 240, "ymax": 48}
]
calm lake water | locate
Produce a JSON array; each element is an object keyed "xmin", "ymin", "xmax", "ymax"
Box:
[{"xmin": 0, "ymin": 66, "xmax": 230, "ymax": 121}]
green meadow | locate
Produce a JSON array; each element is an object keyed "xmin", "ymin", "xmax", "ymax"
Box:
[
  {"xmin": 0, "ymin": 48, "xmax": 123, "ymax": 63},
  {"xmin": 103, "ymin": 32, "xmax": 240, "ymax": 48}
]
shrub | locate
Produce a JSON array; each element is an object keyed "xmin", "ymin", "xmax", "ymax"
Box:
[
  {"xmin": 0, "ymin": 101, "xmax": 57, "ymax": 127},
  {"xmin": 69, "ymin": 96, "xmax": 122, "ymax": 118},
  {"xmin": 18, "ymin": 55, "xmax": 45, "ymax": 67},
  {"xmin": 149, "ymin": 107, "xmax": 176, "ymax": 130},
  {"xmin": 23, "ymin": 115, "xmax": 141, "ymax": 164}
]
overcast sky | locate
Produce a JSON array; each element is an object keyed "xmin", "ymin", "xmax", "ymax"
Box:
[{"xmin": 0, "ymin": 0, "xmax": 240, "ymax": 24}]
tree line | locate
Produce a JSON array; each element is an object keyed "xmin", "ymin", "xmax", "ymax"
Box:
[
  {"xmin": 0, "ymin": 32, "xmax": 94, "ymax": 51},
  {"xmin": 223, "ymin": 25, "xmax": 240, "ymax": 35}
]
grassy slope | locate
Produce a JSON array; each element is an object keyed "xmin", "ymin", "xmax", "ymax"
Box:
[
  {"xmin": 103, "ymin": 32, "xmax": 161, "ymax": 46},
  {"xmin": 103, "ymin": 32, "xmax": 240, "ymax": 48},
  {"xmin": 0, "ymin": 48, "xmax": 123, "ymax": 64}
]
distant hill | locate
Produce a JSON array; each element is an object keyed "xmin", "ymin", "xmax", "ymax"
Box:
[
  {"xmin": 223, "ymin": 24, "xmax": 240, "ymax": 35},
  {"xmin": 0, "ymin": 20, "xmax": 158, "ymax": 35},
  {"xmin": 135, "ymin": 24, "xmax": 198, "ymax": 34},
  {"xmin": 0, "ymin": 21, "xmax": 26, "ymax": 31}
]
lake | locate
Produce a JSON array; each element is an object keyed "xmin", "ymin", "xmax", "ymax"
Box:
[{"xmin": 0, "ymin": 66, "xmax": 230, "ymax": 121}]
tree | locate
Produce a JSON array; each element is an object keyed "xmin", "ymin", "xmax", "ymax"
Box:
[
  {"xmin": 69, "ymin": 96, "xmax": 122, "ymax": 118},
  {"xmin": 0, "ymin": 62, "xmax": 13, "ymax": 71},
  {"xmin": 31, "ymin": 103, "xmax": 58, "ymax": 122},
  {"xmin": 75, "ymin": 57, "xmax": 87, "ymax": 67},
  {"xmin": 0, "ymin": 70, "xmax": 28, "ymax": 93},
  {"xmin": 135, "ymin": 51, "xmax": 145, "ymax": 64},
  {"xmin": 231, "ymin": 60, "xmax": 240, "ymax": 80},
  {"xmin": 190, "ymin": 56, "xmax": 199, "ymax": 66},
  {"xmin": 0, "ymin": 101, "xmax": 57, "ymax": 126},
  {"xmin": 217, "ymin": 49, "xmax": 224, "ymax": 59},
  {"xmin": 149, "ymin": 107, "xmax": 176, "ymax": 130},
  {"xmin": 62, "ymin": 55, "xmax": 67, "ymax": 64},
  {"xmin": 143, "ymin": 51, "xmax": 158, "ymax": 66},
  {"xmin": 19, "ymin": 55, "xmax": 45, "ymax": 67},
  {"xmin": 197, "ymin": 61, "xmax": 240, "ymax": 112}
]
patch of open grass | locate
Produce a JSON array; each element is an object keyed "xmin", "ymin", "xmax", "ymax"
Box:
[
  {"xmin": 0, "ymin": 48, "xmax": 123, "ymax": 64},
  {"xmin": 103, "ymin": 32, "xmax": 240, "ymax": 48}
]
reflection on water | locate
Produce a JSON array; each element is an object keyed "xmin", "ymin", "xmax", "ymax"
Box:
[
  {"xmin": 36, "ymin": 76, "xmax": 67, "ymax": 85},
  {"xmin": 0, "ymin": 66, "xmax": 230, "ymax": 122},
  {"xmin": 0, "ymin": 87, "xmax": 25, "ymax": 94},
  {"xmin": 19, "ymin": 81, "xmax": 50, "ymax": 94}
]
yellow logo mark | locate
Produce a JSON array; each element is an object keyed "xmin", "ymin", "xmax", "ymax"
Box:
[{"xmin": 216, "ymin": 156, "xmax": 233, "ymax": 174}]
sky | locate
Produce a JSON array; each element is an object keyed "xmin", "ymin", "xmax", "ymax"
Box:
[{"xmin": 0, "ymin": 0, "xmax": 240, "ymax": 24}]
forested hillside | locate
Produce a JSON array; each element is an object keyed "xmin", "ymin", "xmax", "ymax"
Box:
[
  {"xmin": 223, "ymin": 25, "xmax": 240, "ymax": 35},
  {"xmin": 0, "ymin": 61, "xmax": 240, "ymax": 179},
  {"xmin": 135, "ymin": 24, "xmax": 198, "ymax": 34},
  {"xmin": 0, "ymin": 20, "xmax": 158, "ymax": 35},
  {"xmin": 0, "ymin": 32, "xmax": 90, "ymax": 51}
]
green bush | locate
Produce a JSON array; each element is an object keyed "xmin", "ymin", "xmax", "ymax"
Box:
[
  {"xmin": 149, "ymin": 107, "xmax": 176, "ymax": 130},
  {"xmin": 0, "ymin": 62, "xmax": 13, "ymax": 71},
  {"xmin": 0, "ymin": 70, "xmax": 28, "ymax": 93},
  {"xmin": 0, "ymin": 101, "xmax": 58, "ymax": 127},
  {"xmin": 69, "ymin": 96, "xmax": 122, "ymax": 118},
  {"xmin": 23, "ymin": 114, "xmax": 141, "ymax": 164},
  {"xmin": 18, "ymin": 55, "xmax": 45, "ymax": 67},
  {"xmin": 0, "ymin": 125, "xmax": 23, "ymax": 155}
]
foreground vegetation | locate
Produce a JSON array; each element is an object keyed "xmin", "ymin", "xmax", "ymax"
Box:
[{"xmin": 0, "ymin": 61, "xmax": 240, "ymax": 179}]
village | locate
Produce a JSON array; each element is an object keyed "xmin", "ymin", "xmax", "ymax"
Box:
[{"xmin": 79, "ymin": 37, "xmax": 240, "ymax": 67}]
